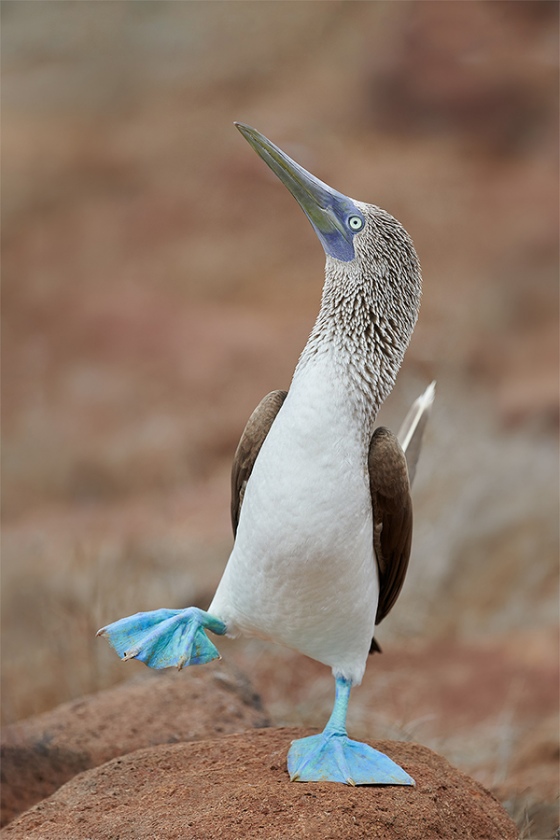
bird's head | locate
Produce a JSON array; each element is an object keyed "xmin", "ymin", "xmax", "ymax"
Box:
[
  {"xmin": 236, "ymin": 122, "xmax": 367, "ymax": 263},
  {"xmin": 235, "ymin": 123, "xmax": 421, "ymax": 351},
  {"xmin": 236, "ymin": 123, "xmax": 422, "ymax": 408}
]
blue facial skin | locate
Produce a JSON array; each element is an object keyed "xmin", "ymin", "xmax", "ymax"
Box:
[
  {"xmin": 235, "ymin": 123, "xmax": 365, "ymax": 263},
  {"xmin": 310, "ymin": 190, "xmax": 365, "ymax": 262}
]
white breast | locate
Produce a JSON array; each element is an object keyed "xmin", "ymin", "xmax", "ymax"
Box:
[{"xmin": 209, "ymin": 355, "xmax": 379, "ymax": 685}]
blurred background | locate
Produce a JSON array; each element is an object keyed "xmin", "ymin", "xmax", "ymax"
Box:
[{"xmin": 2, "ymin": 1, "xmax": 558, "ymax": 836}]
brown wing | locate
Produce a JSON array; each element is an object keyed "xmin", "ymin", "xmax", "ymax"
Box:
[
  {"xmin": 368, "ymin": 426, "xmax": 413, "ymax": 636},
  {"xmin": 231, "ymin": 390, "xmax": 288, "ymax": 535}
]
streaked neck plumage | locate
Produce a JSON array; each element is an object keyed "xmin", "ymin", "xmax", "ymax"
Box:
[{"xmin": 293, "ymin": 203, "xmax": 422, "ymax": 437}]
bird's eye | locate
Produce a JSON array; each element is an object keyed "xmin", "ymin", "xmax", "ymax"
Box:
[{"xmin": 348, "ymin": 215, "xmax": 364, "ymax": 232}]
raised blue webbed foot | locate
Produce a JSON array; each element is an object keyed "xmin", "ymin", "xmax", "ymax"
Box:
[
  {"xmin": 288, "ymin": 675, "xmax": 415, "ymax": 786},
  {"xmin": 97, "ymin": 607, "xmax": 226, "ymax": 670},
  {"xmin": 288, "ymin": 731, "xmax": 414, "ymax": 786}
]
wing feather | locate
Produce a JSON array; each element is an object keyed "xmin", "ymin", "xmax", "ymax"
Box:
[
  {"xmin": 230, "ymin": 390, "xmax": 288, "ymax": 535},
  {"xmin": 368, "ymin": 383, "xmax": 434, "ymax": 651},
  {"xmin": 369, "ymin": 427, "xmax": 413, "ymax": 629}
]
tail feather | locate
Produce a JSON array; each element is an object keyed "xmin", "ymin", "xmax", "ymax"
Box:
[{"xmin": 398, "ymin": 381, "xmax": 435, "ymax": 487}]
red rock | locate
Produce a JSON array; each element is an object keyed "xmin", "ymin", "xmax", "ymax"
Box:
[
  {"xmin": 1, "ymin": 728, "xmax": 518, "ymax": 840},
  {"xmin": 0, "ymin": 663, "xmax": 268, "ymax": 827}
]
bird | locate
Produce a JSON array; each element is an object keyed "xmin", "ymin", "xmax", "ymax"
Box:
[{"xmin": 98, "ymin": 123, "xmax": 434, "ymax": 786}]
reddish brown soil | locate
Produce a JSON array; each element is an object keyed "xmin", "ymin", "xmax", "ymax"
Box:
[
  {"xmin": 0, "ymin": 664, "xmax": 268, "ymax": 827},
  {"xmin": 1, "ymin": 728, "xmax": 518, "ymax": 840}
]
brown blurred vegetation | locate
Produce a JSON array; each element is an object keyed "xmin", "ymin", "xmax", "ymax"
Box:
[{"xmin": 1, "ymin": 2, "xmax": 559, "ymax": 836}]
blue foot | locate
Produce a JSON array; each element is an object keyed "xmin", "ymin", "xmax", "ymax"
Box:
[
  {"xmin": 288, "ymin": 731, "xmax": 414, "ymax": 786},
  {"xmin": 97, "ymin": 607, "xmax": 226, "ymax": 670},
  {"xmin": 287, "ymin": 675, "xmax": 415, "ymax": 786}
]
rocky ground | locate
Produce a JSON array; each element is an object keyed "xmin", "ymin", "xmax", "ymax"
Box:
[
  {"xmin": 2, "ymin": 731, "xmax": 519, "ymax": 840},
  {"xmin": 2, "ymin": 671, "xmax": 519, "ymax": 840},
  {"xmin": 0, "ymin": 664, "xmax": 269, "ymax": 825},
  {"xmin": 2, "ymin": 2, "xmax": 558, "ymax": 837}
]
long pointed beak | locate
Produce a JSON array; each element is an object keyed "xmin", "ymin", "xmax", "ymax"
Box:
[{"xmin": 235, "ymin": 122, "xmax": 363, "ymax": 262}]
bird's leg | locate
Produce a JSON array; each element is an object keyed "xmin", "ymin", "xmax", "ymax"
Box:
[
  {"xmin": 322, "ymin": 675, "xmax": 353, "ymax": 736},
  {"xmin": 97, "ymin": 607, "xmax": 226, "ymax": 670},
  {"xmin": 287, "ymin": 676, "xmax": 415, "ymax": 786}
]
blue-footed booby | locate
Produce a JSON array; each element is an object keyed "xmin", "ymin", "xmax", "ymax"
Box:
[{"xmin": 98, "ymin": 123, "xmax": 434, "ymax": 786}]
